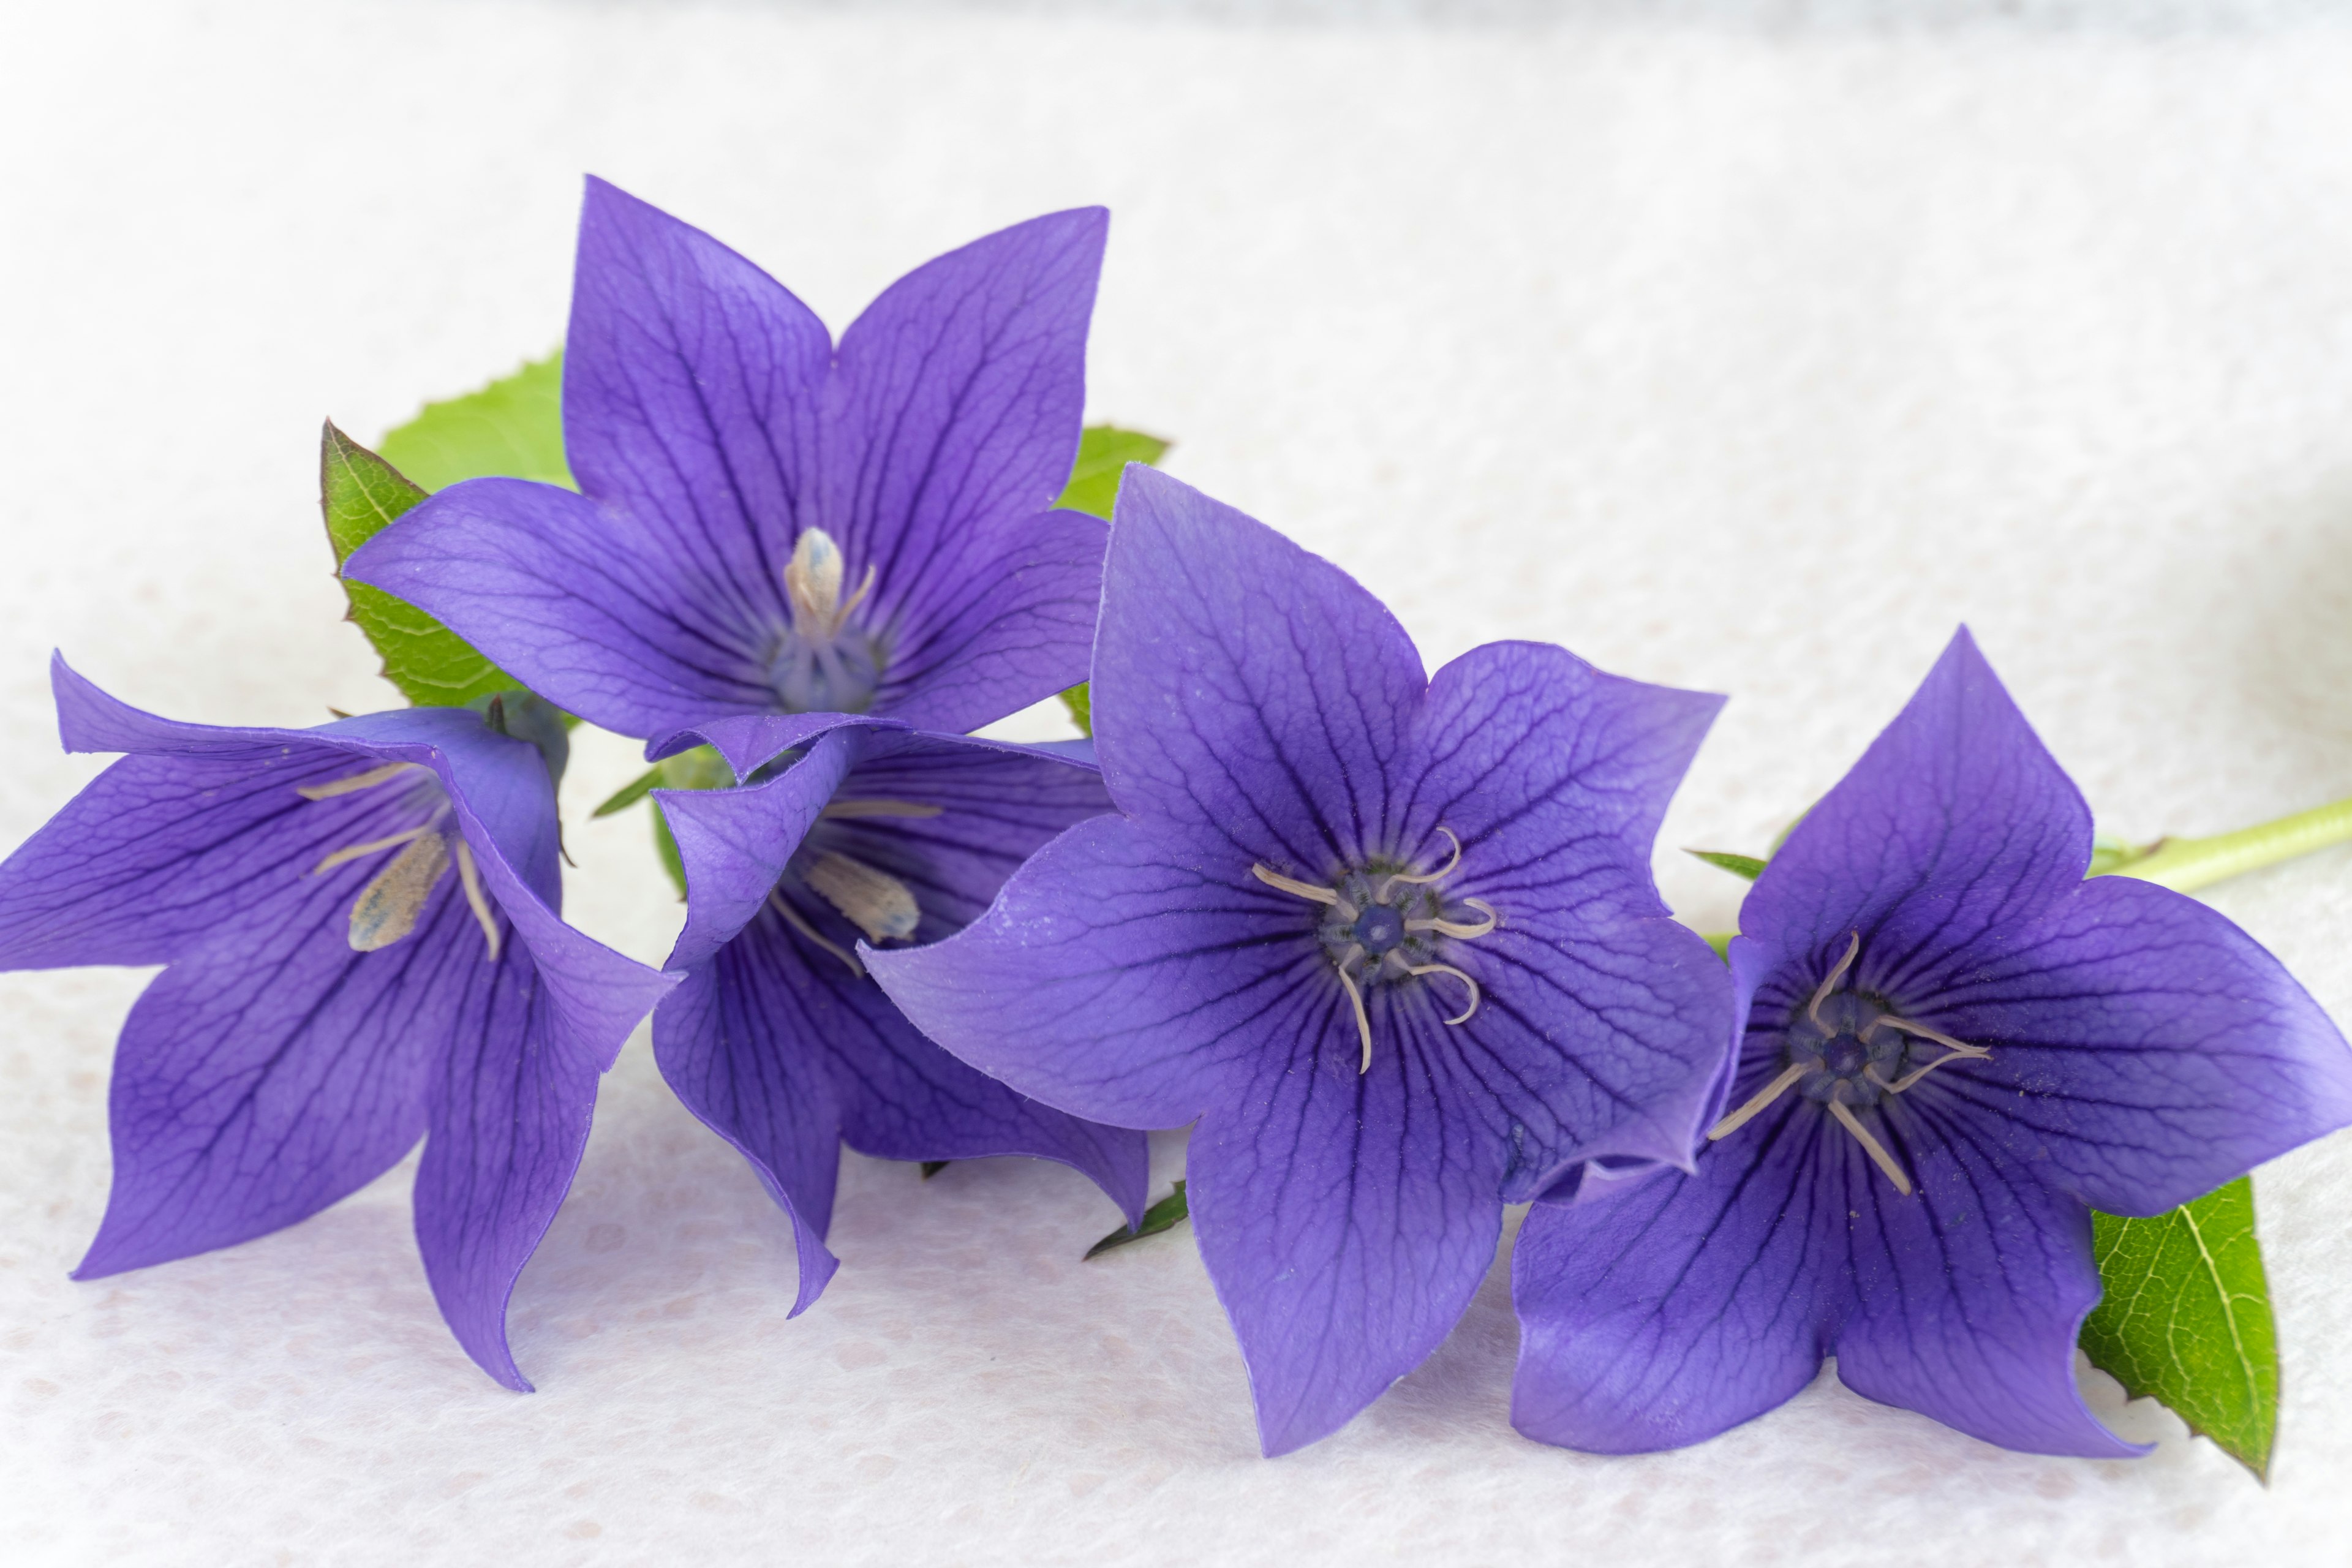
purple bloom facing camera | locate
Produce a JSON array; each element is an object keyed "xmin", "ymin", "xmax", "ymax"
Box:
[
  {"xmin": 869, "ymin": 467, "xmax": 1736, "ymax": 1455},
  {"xmin": 1510, "ymin": 630, "xmax": 2352, "ymax": 1458},
  {"xmin": 0, "ymin": 660, "xmax": 673, "ymax": 1390}
]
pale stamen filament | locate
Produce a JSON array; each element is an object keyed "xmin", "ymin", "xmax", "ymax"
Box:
[
  {"xmin": 1828, "ymin": 1099, "xmax": 1913, "ymax": 1196},
  {"xmin": 451, "ymin": 838, "xmax": 502, "ymax": 961},
  {"xmin": 1707, "ymin": 1059, "xmax": 1815, "ymax": 1141},
  {"xmin": 770, "ymin": 889, "xmax": 865, "ymax": 978},
  {"xmin": 1406, "ymin": 962, "xmax": 1481, "ymax": 1025},
  {"xmin": 1251, "ymin": 863, "xmax": 1340, "ymax": 905},
  {"xmin": 1377, "ymin": 827, "xmax": 1462, "ymax": 900},
  {"xmin": 296, "ymin": 762, "xmax": 415, "ymax": 801},
  {"xmin": 1335, "ymin": 962, "xmax": 1374, "ymax": 1075},
  {"xmin": 821, "ymin": 798, "xmax": 943, "ymax": 820},
  {"xmin": 312, "ymin": 825, "xmax": 428, "ymax": 875},
  {"xmin": 1406, "ymin": 897, "xmax": 1498, "ymax": 940},
  {"xmin": 1806, "ymin": 930, "xmax": 1862, "ymax": 1031}
]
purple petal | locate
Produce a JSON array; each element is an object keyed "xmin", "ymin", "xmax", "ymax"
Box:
[
  {"xmin": 1740, "ymin": 628, "xmax": 2092, "ymax": 1003},
  {"xmin": 1511, "ymin": 1095, "xmax": 1844, "ymax": 1454},
  {"xmin": 867, "ymin": 813, "xmax": 1305, "ymax": 1130},
  {"xmin": 657, "ymin": 731, "xmax": 861, "ymax": 972},
  {"xmin": 1088, "ymin": 467, "xmax": 1428, "ymax": 868},
  {"xmin": 1833, "ymin": 1101, "xmax": 2146, "ymax": 1458},
  {"xmin": 1189, "ymin": 1000, "xmax": 1506, "ymax": 1455},
  {"xmin": 824, "ymin": 208, "xmax": 1107, "ymax": 733},
  {"xmin": 1917, "ymin": 873, "xmax": 2352, "ymax": 1216},
  {"xmin": 1413, "ymin": 640, "xmax": 1734, "ymax": 1193},
  {"xmin": 344, "ymin": 477, "xmax": 777, "ymax": 741}
]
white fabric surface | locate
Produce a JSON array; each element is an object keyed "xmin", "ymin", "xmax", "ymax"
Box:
[{"xmin": 8, "ymin": 1, "xmax": 2352, "ymax": 1561}]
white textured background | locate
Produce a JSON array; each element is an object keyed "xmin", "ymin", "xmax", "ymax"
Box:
[{"xmin": 7, "ymin": 1, "xmax": 2352, "ymax": 1562}]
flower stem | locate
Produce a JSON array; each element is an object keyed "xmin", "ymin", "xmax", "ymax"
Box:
[{"xmin": 2096, "ymin": 794, "xmax": 2352, "ymax": 895}]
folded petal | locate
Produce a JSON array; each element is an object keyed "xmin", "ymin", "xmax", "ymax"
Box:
[
  {"xmin": 652, "ymin": 954, "xmax": 843, "ymax": 1314},
  {"xmin": 1919, "ymin": 873, "xmax": 2352, "ymax": 1215},
  {"xmin": 1741, "ymin": 628, "xmax": 2092, "ymax": 1003},
  {"xmin": 345, "ymin": 477, "xmax": 777, "ymax": 741},
  {"xmin": 1088, "ymin": 469, "xmax": 1427, "ymax": 869},
  {"xmin": 1189, "ymin": 995, "xmax": 1506, "ymax": 1455},
  {"xmin": 867, "ymin": 813, "xmax": 1306, "ymax": 1129},
  {"xmin": 1834, "ymin": 1097, "xmax": 2147, "ymax": 1458},
  {"xmin": 656, "ymin": 730, "xmax": 861, "ymax": 971},
  {"xmin": 1511, "ymin": 1092, "xmax": 1845, "ymax": 1454},
  {"xmin": 410, "ymin": 916, "xmax": 611, "ymax": 1392},
  {"xmin": 820, "ymin": 208, "xmax": 1103, "ymax": 734},
  {"xmin": 565, "ymin": 175, "xmax": 828, "ymax": 637}
]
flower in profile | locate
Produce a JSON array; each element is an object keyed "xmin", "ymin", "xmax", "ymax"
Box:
[
  {"xmin": 343, "ymin": 175, "xmax": 1112, "ymax": 764},
  {"xmin": 1510, "ymin": 629, "xmax": 2352, "ymax": 1457},
  {"xmin": 866, "ymin": 467, "xmax": 1736, "ymax": 1455},
  {"xmin": 650, "ymin": 715, "xmax": 1147, "ymax": 1307},
  {"xmin": 0, "ymin": 660, "xmax": 674, "ymax": 1390}
]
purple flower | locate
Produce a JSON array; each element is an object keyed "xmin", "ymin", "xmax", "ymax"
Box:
[
  {"xmin": 866, "ymin": 468, "xmax": 1736, "ymax": 1454},
  {"xmin": 1511, "ymin": 630, "xmax": 2352, "ymax": 1458},
  {"xmin": 648, "ymin": 714, "xmax": 1148, "ymax": 1308},
  {"xmin": 343, "ymin": 175, "xmax": 1111, "ymax": 752},
  {"xmin": 0, "ymin": 660, "xmax": 674, "ymax": 1390}
]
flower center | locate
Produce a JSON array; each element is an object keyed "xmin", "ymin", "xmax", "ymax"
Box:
[
  {"xmin": 1706, "ymin": 931, "xmax": 1992, "ymax": 1195},
  {"xmin": 771, "ymin": 527, "xmax": 884, "ymax": 714},
  {"xmin": 300, "ymin": 762, "xmax": 501, "ymax": 959},
  {"xmin": 1250, "ymin": 826, "xmax": 1499, "ymax": 1074},
  {"xmin": 764, "ymin": 793, "xmax": 946, "ymax": 978}
]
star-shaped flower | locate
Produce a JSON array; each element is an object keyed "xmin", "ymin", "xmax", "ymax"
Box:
[
  {"xmin": 867, "ymin": 467, "xmax": 1736, "ymax": 1454},
  {"xmin": 344, "ymin": 175, "xmax": 1111, "ymax": 757},
  {"xmin": 0, "ymin": 660, "xmax": 674, "ymax": 1389},
  {"xmin": 1510, "ymin": 629, "xmax": 2352, "ymax": 1457},
  {"xmin": 649, "ymin": 714, "xmax": 1147, "ymax": 1307}
]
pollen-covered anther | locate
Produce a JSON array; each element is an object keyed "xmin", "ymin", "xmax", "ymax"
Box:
[
  {"xmin": 348, "ymin": 830, "xmax": 451, "ymax": 952},
  {"xmin": 1376, "ymin": 826, "xmax": 1461, "ymax": 900},
  {"xmin": 1406, "ymin": 962, "xmax": 1480, "ymax": 1025},
  {"xmin": 804, "ymin": 851, "xmax": 922, "ymax": 944}
]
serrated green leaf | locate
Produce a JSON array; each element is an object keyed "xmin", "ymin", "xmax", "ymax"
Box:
[
  {"xmin": 1085, "ymin": 1180, "xmax": 1189, "ymax": 1260},
  {"xmin": 1060, "ymin": 682, "xmax": 1093, "ymax": 737},
  {"xmin": 322, "ymin": 423, "xmax": 519, "ymax": 707},
  {"xmin": 1055, "ymin": 424, "xmax": 1169, "ymax": 521},
  {"xmin": 377, "ymin": 351, "xmax": 573, "ymax": 493},
  {"xmin": 2081, "ymin": 1177, "xmax": 2277, "ymax": 1479},
  {"xmin": 1688, "ymin": 849, "xmax": 1766, "ymax": 881}
]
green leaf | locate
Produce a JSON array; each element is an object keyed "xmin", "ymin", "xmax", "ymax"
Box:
[
  {"xmin": 593, "ymin": 765, "xmax": 665, "ymax": 819},
  {"xmin": 2081, "ymin": 1177, "xmax": 2278, "ymax": 1479},
  {"xmin": 1085, "ymin": 1180, "xmax": 1189, "ymax": 1260},
  {"xmin": 650, "ymin": 803, "xmax": 688, "ymax": 901},
  {"xmin": 1687, "ymin": 849, "xmax": 1767, "ymax": 881},
  {"xmin": 637, "ymin": 744, "xmax": 737, "ymax": 901},
  {"xmin": 1060, "ymin": 682, "xmax": 1093, "ymax": 737},
  {"xmin": 377, "ymin": 351, "xmax": 573, "ymax": 492},
  {"xmin": 321, "ymin": 423, "xmax": 519, "ymax": 707},
  {"xmin": 1055, "ymin": 424, "xmax": 1169, "ymax": 521}
]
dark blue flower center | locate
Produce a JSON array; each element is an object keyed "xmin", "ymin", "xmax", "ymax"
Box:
[
  {"xmin": 1784, "ymin": 992, "xmax": 1909, "ymax": 1107},
  {"xmin": 1350, "ymin": 903, "xmax": 1406, "ymax": 954}
]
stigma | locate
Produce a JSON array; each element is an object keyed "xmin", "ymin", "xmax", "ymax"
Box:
[
  {"xmin": 773, "ymin": 527, "xmax": 884, "ymax": 713},
  {"xmin": 1706, "ymin": 930, "xmax": 1994, "ymax": 1196},
  {"xmin": 1250, "ymin": 826, "xmax": 1499, "ymax": 1074}
]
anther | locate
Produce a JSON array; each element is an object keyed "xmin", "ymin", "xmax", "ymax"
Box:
[
  {"xmin": 348, "ymin": 831, "xmax": 451, "ymax": 952},
  {"xmin": 803, "ymin": 851, "xmax": 922, "ymax": 944},
  {"xmin": 1406, "ymin": 897, "xmax": 1498, "ymax": 940},
  {"xmin": 821, "ymin": 799, "xmax": 943, "ymax": 820},
  {"xmin": 313, "ymin": 825, "xmax": 428, "ymax": 875},
  {"xmin": 1828, "ymin": 1099, "xmax": 1913, "ymax": 1196},
  {"xmin": 296, "ymin": 761, "xmax": 414, "ymax": 801},
  {"xmin": 1377, "ymin": 827, "xmax": 1463, "ymax": 900},
  {"xmin": 1251, "ymin": 863, "xmax": 1340, "ymax": 905},
  {"xmin": 1336, "ymin": 963, "xmax": 1374, "ymax": 1075},
  {"xmin": 452, "ymin": 838, "xmax": 501, "ymax": 960},
  {"xmin": 1406, "ymin": 962, "xmax": 1481, "ymax": 1026},
  {"xmin": 1806, "ymin": 931, "xmax": 1861, "ymax": 1031},
  {"xmin": 770, "ymin": 889, "xmax": 864, "ymax": 978},
  {"xmin": 1708, "ymin": 1060, "xmax": 1813, "ymax": 1140}
]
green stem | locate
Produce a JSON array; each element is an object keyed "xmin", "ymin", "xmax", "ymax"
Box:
[{"xmin": 2097, "ymin": 794, "xmax": 2352, "ymax": 895}]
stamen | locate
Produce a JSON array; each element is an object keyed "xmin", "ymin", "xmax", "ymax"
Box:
[
  {"xmin": 803, "ymin": 851, "xmax": 922, "ymax": 944},
  {"xmin": 1406, "ymin": 962, "xmax": 1481, "ymax": 1025},
  {"xmin": 347, "ymin": 831, "xmax": 452, "ymax": 952},
  {"xmin": 1877, "ymin": 1014, "xmax": 1992, "ymax": 1061},
  {"xmin": 1335, "ymin": 963, "xmax": 1374, "ymax": 1075},
  {"xmin": 770, "ymin": 889, "xmax": 864, "ymax": 978},
  {"xmin": 452, "ymin": 838, "xmax": 501, "ymax": 960},
  {"xmin": 1828, "ymin": 1099, "xmax": 1913, "ymax": 1196},
  {"xmin": 831, "ymin": 563, "xmax": 878, "ymax": 638},
  {"xmin": 1406, "ymin": 897, "xmax": 1498, "ymax": 940},
  {"xmin": 312, "ymin": 825, "xmax": 428, "ymax": 875},
  {"xmin": 1377, "ymin": 827, "xmax": 1463, "ymax": 900},
  {"xmin": 1806, "ymin": 930, "xmax": 1862, "ymax": 1031},
  {"xmin": 1251, "ymin": 863, "xmax": 1340, "ymax": 905},
  {"xmin": 1707, "ymin": 1060, "xmax": 1812, "ymax": 1140},
  {"xmin": 820, "ymin": 798, "xmax": 943, "ymax": 820},
  {"xmin": 785, "ymin": 527, "xmax": 846, "ymax": 637},
  {"xmin": 296, "ymin": 761, "xmax": 413, "ymax": 800}
]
